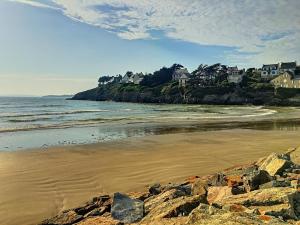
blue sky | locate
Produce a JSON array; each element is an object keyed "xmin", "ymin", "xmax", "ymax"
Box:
[{"xmin": 0, "ymin": 0, "xmax": 300, "ymax": 96}]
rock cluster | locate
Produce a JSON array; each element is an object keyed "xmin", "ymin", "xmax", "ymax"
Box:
[{"xmin": 39, "ymin": 147, "xmax": 300, "ymax": 225}]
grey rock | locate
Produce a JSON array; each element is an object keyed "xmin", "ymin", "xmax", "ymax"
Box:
[
  {"xmin": 111, "ymin": 192, "xmax": 144, "ymax": 224},
  {"xmin": 149, "ymin": 183, "xmax": 161, "ymax": 195}
]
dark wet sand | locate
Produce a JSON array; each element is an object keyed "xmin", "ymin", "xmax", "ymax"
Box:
[{"xmin": 0, "ymin": 129, "xmax": 300, "ymax": 225}]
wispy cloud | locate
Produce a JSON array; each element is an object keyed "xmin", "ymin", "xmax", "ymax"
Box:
[
  {"xmin": 8, "ymin": 0, "xmax": 59, "ymax": 10},
  {"xmin": 9, "ymin": 0, "xmax": 300, "ymax": 66}
]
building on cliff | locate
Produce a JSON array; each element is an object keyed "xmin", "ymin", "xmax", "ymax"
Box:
[
  {"xmin": 172, "ymin": 67, "xmax": 190, "ymax": 87},
  {"xmin": 227, "ymin": 66, "xmax": 245, "ymax": 84},
  {"xmin": 271, "ymin": 71, "xmax": 300, "ymax": 89},
  {"xmin": 121, "ymin": 72, "xmax": 144, "ymax": 84},
  {"xmin": 261, "ymin": 64, "xmax": 280, "ymax": 78},
  {"xmin": 279, "ymin": 61, "xmax": 297, "ymax": 74}
]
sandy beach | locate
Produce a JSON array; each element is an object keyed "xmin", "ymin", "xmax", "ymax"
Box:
[{"xmin": 0, "ymin": 129, "xmax": 300, "ymax": 225}]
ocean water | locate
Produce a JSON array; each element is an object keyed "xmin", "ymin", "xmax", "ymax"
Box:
[{"xmin": 0, "ymin": 96, "xmax": 299, "ymax": 151}]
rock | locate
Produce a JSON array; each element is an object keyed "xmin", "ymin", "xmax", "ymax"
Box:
[
  {"xmin": 289, "ymin": 146, "xmax": 300, "ymax": 165},
  {"xmin": 163, "ymin": 183, "xmax": 192, "ymax": 195},
  {"xmin": 223, "ymin": 164, "xmax": 257, "ymax": 177},
  {"xmin": 186, "ymin": 204, "xmax": 287, "ymax": 225},
  {"xmin": 140, "ymin": 195, "xmax": 206, "ymax": 224},
  {"xmin": 243, "ymin": 169, "xmax": 273, "ymax": 192},
  {"xmin": 144, "ymin": 188, "xmax": 189, "ymax": 213},
  {"xmin": 75, "ymin": 216, "xmax": 122, "ymax": 225},
  {"xmin": 214, "ymin": 187, "xmax": 300, "ymax": 220},
  {"xmin": 259, "ymin": 180, "xmax": 290, "ymax": 189},
  {"xmin": 84, "ymin": 207, "xmax": 108, "ymax": 218},
  {"xmin": 259, "ymin": 153, "xmax": 291, "ymax": 176},
  {"xmin": 185, "ymin": 175, "xmax": 200, "ymax": 184},
  {"xmin": 74, "ymin": 195, "xmax": 111, "ymax": 215},
  {"xmin": 111, "ymin": 192, "xmax": 144, "ymax": 224},
  {"xmin": 149, "ymin": 183, "xmax": 161, "ymax": 195},
  {"xmin": 291, "ymin": 179, "xmax": 300, "ymax": 189},
  {"xmin": 207, "ymin": 173, "xmax": 227, "ymax": 186},
  {"xmin": 40, "ymin": 210, "xmax": 83, "ymax": 225},
  {"xmin": 207, "ymin": 186, "xmax": 233, "ymax": 204},
  {"xmin": 225, "ymin": 175, "xmax": 243, "ymax": 187},
  {"xmin": 191, "ymin": 178, "xmax": 208, "ymax": 196}
]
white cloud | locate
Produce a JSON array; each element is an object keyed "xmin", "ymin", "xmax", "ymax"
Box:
[{"xmin": 9, "ymin": 0, "xmax": 300, "ymax": 66}]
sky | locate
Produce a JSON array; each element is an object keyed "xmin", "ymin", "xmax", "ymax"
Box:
[{"xmin": 0, "ymin": 0, "xmax": 300, "ymax": 96}]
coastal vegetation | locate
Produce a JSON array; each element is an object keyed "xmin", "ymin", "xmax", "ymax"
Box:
[{"xmin": 72, "ymin": 63, "xmax": 300, "ymax": 106}]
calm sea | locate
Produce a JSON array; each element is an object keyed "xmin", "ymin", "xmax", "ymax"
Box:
[{"xmin": 0, "ymin": 96, "xmax": 299, "ymax": 151}]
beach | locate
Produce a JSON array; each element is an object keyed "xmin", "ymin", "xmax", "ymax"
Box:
[{"xmin": 1, "ymin": 129, "xmax": 300, "ymax": 225}]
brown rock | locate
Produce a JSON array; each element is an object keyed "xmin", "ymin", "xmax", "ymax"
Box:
[
  {"xmin": 225, "ymin": 175, "xmax": 243, "ymax": 187},
  {"xmin": 214, "ymin": 187, "xmax": 300, "ymax": 220},
  {"xmin": 191, "ymin": 178, "xmax": 208, "ymax": 196},
  {"xmin": 141, "ymin": 195, "xmax": 206, "ymax": 224},
  {"xmin": 259, "ymin": 153, "xmax": 290, "ymax": 176},
  {"xmin": 75, "ymin": 216, "xmax": 122, "ymax": 225},
  {"xmin": 289, "ymin": 146, "xmax": 300, "ymax": 165},
  {"xmin": 186, "ymin": 204, "xmax": 287, "ymax": 225},
  {"xmin": 207, "ymin": 186, "xmax": 233, "ymax": 204},
  {"xmin": 144, "ymin": 188, "xmax": 189, "ymax": 213},
  {"xmin": 40, "ymin": 210, "xmax": 83, "ymax": 225}
]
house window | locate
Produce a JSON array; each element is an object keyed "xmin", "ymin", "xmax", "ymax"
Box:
[{"xmin": 272, "ymin": 71, "xmax": 276, "ymax": 74}]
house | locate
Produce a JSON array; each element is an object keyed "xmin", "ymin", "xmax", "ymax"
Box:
[
  {"xmin": 279, "ymin": 61, "xmax": 297, "ymax": 74},
  {"xmin": 121, "ymin": 72, "xmax": 133, "ymax": 84},
  {"xmin": 227, "ymin": 66, "xmax": 245, "ymax": 84},
  {"xmin": 271, "ymin": 71, "xmax": 300, "ymax": 89},
  {"xmin": 178, "ymin": 74, "xmax": 189, "ymax": 87},
  {"xmin": 261, "ymin": 64, "xmax": 280, "ymax": 78},
  {"xmin": 121, "ymin": 72, "xmax": 144, "ymax": 84},
  {"xmin": 172, "ymin": 67, "xmax": 190, "ymax": 87},
  {"xmin": 172, "ymin": 68, "xmax": 190, "ymax": 81},
  {"xmin": 131, "ymin": 73, "xmax": 144, "ymax": 85}
]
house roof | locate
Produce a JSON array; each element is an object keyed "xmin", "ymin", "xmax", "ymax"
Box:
[
  {"xmin": 281, "ymin": 62, "xmax": 296, "ymax": 69},
  {"xmin": 262, "ymin": 64, "xmax": 279, "ymax": 68},
  {"xmin": 179, "ymin": 74, "xmax": 189, "ymax": 79}
]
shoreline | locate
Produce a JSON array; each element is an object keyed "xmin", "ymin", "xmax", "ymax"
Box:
[
  {"xmin": 2, "ymin": 115, "xmax": 300, "ymax": 152},
  {"xmin": 1, "ymin": 129, "xmax": 300, "ymax": 225}
]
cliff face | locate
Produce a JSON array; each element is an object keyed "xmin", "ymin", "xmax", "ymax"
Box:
[
  {"xmin": 71, "ymin": 83, "xmax": 300, "ymax": 106},
  {"xmin": 39, "ymin": 147, "xmax": 300, "ymax": 225}
]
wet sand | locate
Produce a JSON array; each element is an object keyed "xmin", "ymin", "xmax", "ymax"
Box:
[{"xmin": 1, "ymin": 129, "xmax": 300, "ymax": 225}]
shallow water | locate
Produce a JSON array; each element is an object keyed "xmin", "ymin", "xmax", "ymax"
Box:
[{"xmin": 1, "ymin": 96, "xmax": 300, "ymax": 150}]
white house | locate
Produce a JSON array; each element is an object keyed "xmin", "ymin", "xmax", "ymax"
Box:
[
  {"xmin": 227, "ymin": 66, "xmax": 245, "ymax": 84},
  {"xmin": 261, "ymin": 64, "xmax": 280, "ymax": 78},
  {"xmin": 121, "ymin": 72, "xmax": 144, "ymax": 84},
  {"xmin": 178, "ymin": 74, "xmax": 190, "ymax": 87},
  {"xmin": 131, "ymin": 73, "xmax": 144, "ymax": 85}
]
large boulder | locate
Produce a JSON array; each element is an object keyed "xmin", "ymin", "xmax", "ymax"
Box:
[
  {"xmin": 287, "ymin": 147, "xmax": 300, "ymax": 165},
  {"xmin": 259, "ymin": 153, "xmax": 290, "ymax": 176},
  {"xmin": 243, "ymin": 169, "xmax": 273, "ymax": 192},
  {"xmin": 186, "ymin": 203, "xmax": 288, "ymax": 225},
  {"xmin": 207, "ymin": 186, "xmax": 233, "ymax": 204},
  {"xmin": 140, "ymin": 195, "xmax": 206, "ymax": 224},
  {"xmin": 111, "ymin": 192, "xmax": 144, "ymax": 224},
  {"xmin": 144, "ymin": 188, "xmax": 189, "ymax": 213},
  {"xmin": 214, "ymin": 187, "xmax": 300, "ymax": 220}
]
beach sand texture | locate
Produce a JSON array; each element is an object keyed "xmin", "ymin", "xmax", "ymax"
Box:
[{"xmin": 1, "ymin": 129, "xmax": 300, "ymax": 225}]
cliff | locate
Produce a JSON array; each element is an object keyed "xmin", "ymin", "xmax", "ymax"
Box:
[
  {"xmin": 39, "ymin": 147, "xmax": 300, "ymax": 225},
  {"xmin": 71, "ymin": 82, "xmax": 300, "ymax": 106}
]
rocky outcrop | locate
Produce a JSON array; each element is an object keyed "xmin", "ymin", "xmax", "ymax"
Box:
[{"xmin": 39, "ymin": 147, "xmax": 300, "ymax": 225}]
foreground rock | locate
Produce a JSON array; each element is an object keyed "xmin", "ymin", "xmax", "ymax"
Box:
[
  {"xmin": 39, "ymin": 146, "xmax": 300, "ymax": 225},
  {"xmin": 186, "ymin": 204, "xmax": 288, "ymax": 225},
  {"xmin": 111, "ymin": 193, "xmax": 144, "ymax": 223},
  {"xmin": 214, "ymin": 187, "xmax": 300, "ymax": 220}
]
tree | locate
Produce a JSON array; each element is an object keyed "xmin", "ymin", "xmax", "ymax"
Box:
[
  {"xmin": 98, "ymin": 76, "xmax": 113, "ymax": 85},
  {"xmin": 140, "ymin": 64, "xmax": 183, "ymax": 87}
]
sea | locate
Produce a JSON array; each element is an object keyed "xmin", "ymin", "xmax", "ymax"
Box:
[{"xmin": 1, "ymin": 96, "xmax": 300, "ymax": 151}]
